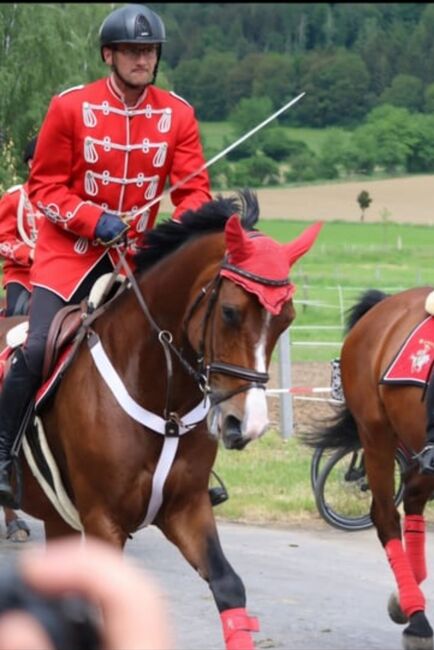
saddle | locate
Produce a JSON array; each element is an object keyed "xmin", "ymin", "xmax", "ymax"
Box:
[{"xmin": 1, "ymin": 273, "xmax": 126, "ymax": 395}]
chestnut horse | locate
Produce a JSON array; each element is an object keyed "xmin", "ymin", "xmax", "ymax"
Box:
[
  {"xmin": 302, "ymin": 287, "xmax": 434, "ymax": 650},
  {"xmin": 0, "ymin": 191, "xmax": 321, "ymax": 650}
]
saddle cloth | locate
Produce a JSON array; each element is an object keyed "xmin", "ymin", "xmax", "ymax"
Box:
[{"xmin": 381, "ymin": 315, "xmax": 434, "ymax": 387}]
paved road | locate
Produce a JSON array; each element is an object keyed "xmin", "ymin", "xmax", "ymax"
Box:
[{"xmin": 1, "ymin": 516, "xmax": 434, "ymax": 650}]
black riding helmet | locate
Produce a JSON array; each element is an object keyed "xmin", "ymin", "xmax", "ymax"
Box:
[{"xmin": 99, "ymin": 4, "xmax": 166, "ymax": 83}]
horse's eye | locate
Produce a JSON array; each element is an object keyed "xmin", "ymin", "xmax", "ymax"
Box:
[{"xmin": 222, "ymin": 304, "xmax": 241, "ymax": 326}]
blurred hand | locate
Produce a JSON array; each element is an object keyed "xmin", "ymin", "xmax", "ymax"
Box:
[{"xmin": 0, "ymin": 536, "xmax": 173, "ymax": 650}]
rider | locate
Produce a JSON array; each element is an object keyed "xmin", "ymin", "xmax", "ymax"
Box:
[
  {"xmin": 419, "ymin": 377, "xmax": 434, "ymax": 473},
  {"xmin": 0, "ymin": 3, "xmax": 212, "ymax": 507},
  {"xmin": 0, "ymin": 136, "xmax": 42, "ymax": 317}
]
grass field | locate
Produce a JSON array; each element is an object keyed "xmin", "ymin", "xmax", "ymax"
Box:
[
  {"xmin": 256, "ymin": 219, "xmax": 434, "ymax": 362},
  {"xmin": 200, "ymin": 122, "xmax": 351, "ymax": 155},
  {"xmin": 213, "ymin": 432, "xmax": 317, "ymax": 525}
]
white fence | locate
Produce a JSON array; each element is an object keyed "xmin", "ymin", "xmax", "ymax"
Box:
[{"xmin": 268, "ymin": 286, "xmax": 401, "ymax": 438}]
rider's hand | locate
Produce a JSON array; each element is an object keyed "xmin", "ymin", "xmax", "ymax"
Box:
[{"xmin": 94, "ymin": 212, "xmax": 129, "ymax": 246}]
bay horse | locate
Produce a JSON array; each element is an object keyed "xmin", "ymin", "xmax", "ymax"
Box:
[
  {"xmin": 0, "ymin": 190, "xmax": 321, "ymax": 650},
  {"xmin": 302, "ymin": 287, "xmax": 434, "ymax": 650}
]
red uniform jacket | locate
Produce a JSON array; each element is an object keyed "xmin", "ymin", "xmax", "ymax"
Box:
[
  {"xmin": 28, "ymin": 76, "xmax": 211, "ymax": 300},
  {"xmin": 0, "ymin": 181, "xmax": 42, "ymax": 291}
]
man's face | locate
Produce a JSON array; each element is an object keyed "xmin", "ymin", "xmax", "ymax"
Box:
[{"xmin": 103, "ymin": 43, "xmax": 158, "ymax": 89}]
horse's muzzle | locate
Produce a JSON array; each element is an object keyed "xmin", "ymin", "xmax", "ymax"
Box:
[{"xmin": 222, "ymin": 415, "xmax": 250, "ymax": 450}]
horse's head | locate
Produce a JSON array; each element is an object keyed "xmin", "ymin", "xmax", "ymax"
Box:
[{"xmin": 186, "ymin": 213, "xmax": 322, "ymax": 450}]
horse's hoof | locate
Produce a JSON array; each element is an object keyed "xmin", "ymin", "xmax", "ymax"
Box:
[
  {"xmin": 388, "ymin": 592, "xmax": 408, "ymax": 624},
  {"xmin": 6, "ymin": 519, "xmax": 30, "ymax": 543},
  {"xmin": 403, "ymin": 612, "xmax": 434, "ymax": 650}
]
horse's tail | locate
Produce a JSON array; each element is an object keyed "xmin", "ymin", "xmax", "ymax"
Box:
[
  {"xmin": 345, "ymin": 289, "xmax": 388, "ymax": 333},
  {"xmin": 300, "ymin": 403, "xmax": 360, "ymax": 450},
  {"xmin": 300, "ymin": 289, "xmax": 389, "ymax": 452}
]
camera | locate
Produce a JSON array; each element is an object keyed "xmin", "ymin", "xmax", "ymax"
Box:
[{"xmin": 0, "ymin": 564, "xmax": 102, "ymax": 650}]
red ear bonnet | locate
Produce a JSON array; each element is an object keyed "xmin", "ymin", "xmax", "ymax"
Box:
[{"xmin": 221, "ymin": 216, "xmax": 322, "ymax": 314}]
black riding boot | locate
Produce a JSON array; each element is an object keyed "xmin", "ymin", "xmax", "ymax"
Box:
[
  {"xmin": 0, "ymin": 348, "xmax": 40, "ymax": 507},
  {"xmin": 418, "ymin": 372, "xmax": 434, "ymax": 474}
]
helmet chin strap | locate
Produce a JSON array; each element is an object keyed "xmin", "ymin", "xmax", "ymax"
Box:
[{"xmin": 152, "ymin": 45, "xmax": 162, "ymax": 84}]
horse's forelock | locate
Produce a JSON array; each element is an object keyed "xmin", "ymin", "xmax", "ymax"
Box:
[{"xmin": 134, "ymin": 190, "xmax": 260, "ymax": 273}]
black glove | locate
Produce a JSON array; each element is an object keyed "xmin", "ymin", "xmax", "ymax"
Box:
[{"xmin": 94, "ymin": 212, "xmax": 129, "ymax": 246}]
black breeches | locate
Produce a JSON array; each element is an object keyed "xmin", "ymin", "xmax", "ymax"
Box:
[
  {"xmin": 5, "ymin": 283, "xmax": 31, "ymax": 317},
  {"xmin": 23, "ymin": 255, "xmax": 114, "ymax": 377}
]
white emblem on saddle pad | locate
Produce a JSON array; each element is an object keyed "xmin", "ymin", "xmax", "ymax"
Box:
[
  {"xmin": 6, "ymin": 321, "xmax": 29, "ymax": 348},
  {"xmin": 410, "ymin": 339, "xmax": 434, "ymax": 373}
]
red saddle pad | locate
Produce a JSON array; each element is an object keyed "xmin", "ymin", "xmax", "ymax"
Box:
[{"xmin": 381, "ymin": 316, "xmax": 434, "ymax": 387}]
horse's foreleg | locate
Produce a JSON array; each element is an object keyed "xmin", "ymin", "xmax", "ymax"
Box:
[
  {"xmin": 403, "ymin": 514, "xmax": 426, "ymax": 585},
  {"xmin": 160, "ymin": 497, "xmax": 259, "ymax": 650},
  {"xmin": 81, "ymin": 507, "xmax": 127, "ymax": 549}
]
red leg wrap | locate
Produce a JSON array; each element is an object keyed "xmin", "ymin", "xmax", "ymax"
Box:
[
  {"xmin": 386, "ymin": 538, "xmax": 425, "ymax": 617},
  {"xmin": 404, "ymin": 514, "xmax": 427, "ymax": 584},
  {"xmin": 220, "ymin": 608, "xmax": 260, "ymax": 650}
]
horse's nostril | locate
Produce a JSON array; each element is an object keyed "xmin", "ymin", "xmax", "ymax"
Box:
[
  {"xmin": 223, "ymin": 415, "xmax": 249, "ymax": 450},
  {"xmin": 224, "ymin": 415, "xmax": 241, "ymax": 437}
]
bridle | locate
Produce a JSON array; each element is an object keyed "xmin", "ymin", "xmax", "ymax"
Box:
[
  {"xmin": 114, "ymin": 247, "xmax": 277, "ymax": 416},
  {"xmin": 182, "ymin": 270, "xmax": 270, "ymax": 407}
]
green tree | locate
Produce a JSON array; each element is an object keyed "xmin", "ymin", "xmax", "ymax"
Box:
[
  {"xmin": 405, "ymin": 114, "xmax": 434, "ymax": 172},
  {"xmin": 379, "ymin": 74, "xmax": 424, "ymax": 112},
  {"xmin": 0, "ymin": 3, "xmax": 108, "ymax": 178},
  {"xmin": 357, "ymin": 190, "xmax": 373, "ymax": 222},
  {"xmin": 251, "ymin": 53, "xmax": 297, "ymax": 110},
  {"xmin": 232, "ymin": 154, "xmax": 280, "ymax": 188},
  {"xmin": 261, "ymin": 128, "xmax": 295, "ymax": 162},
  {"xmin": 285, "ymin": 149, "xmax": 318, "ymax": 183},
  {"xmin": 424, "ymin": 83, "xmax": 434, "ymax": 113},
  {"xmin": 228, "ymin": 96, "xmax": 273, "ymax": 145},
  {"xmin": 358, "ymin": 105, "xmax": 416, "ymax": 173},
  {"xmin": 296, "ymin": 49, "xmax": 371, "ymax": 126},
  {"xmin": 173, "ymin": 52, "xmax": 236, "ymax": 120},
  {"xmin": 316, "ymin": 130, "xmax": 349, "ymax": 179}
]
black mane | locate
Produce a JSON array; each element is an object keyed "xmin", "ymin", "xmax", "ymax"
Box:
[{"xmin": 134, "ymin": 189, "xmax": 259, "ymax": 273}]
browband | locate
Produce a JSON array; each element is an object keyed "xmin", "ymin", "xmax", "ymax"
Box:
[{"xmin": 221, "ymin": 261, "xmax": 290, "ymax": 287}]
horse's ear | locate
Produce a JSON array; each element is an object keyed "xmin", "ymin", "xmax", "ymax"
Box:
[
  {"xmin": 224, "ymin": 213, "xmax": 254, "ymax": 263},
  {"xmin": 284, "ymin": 221, "xmax": 323, "ymax": 266}
]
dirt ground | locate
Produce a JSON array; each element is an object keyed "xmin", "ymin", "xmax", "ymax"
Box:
[
  {"xmin": 162, "ymin": 174, "xmax": 434, "ymax": 224},
  {"xmin": 266, "ymin": 360, "xmax": 334, "ymax": 435}
]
